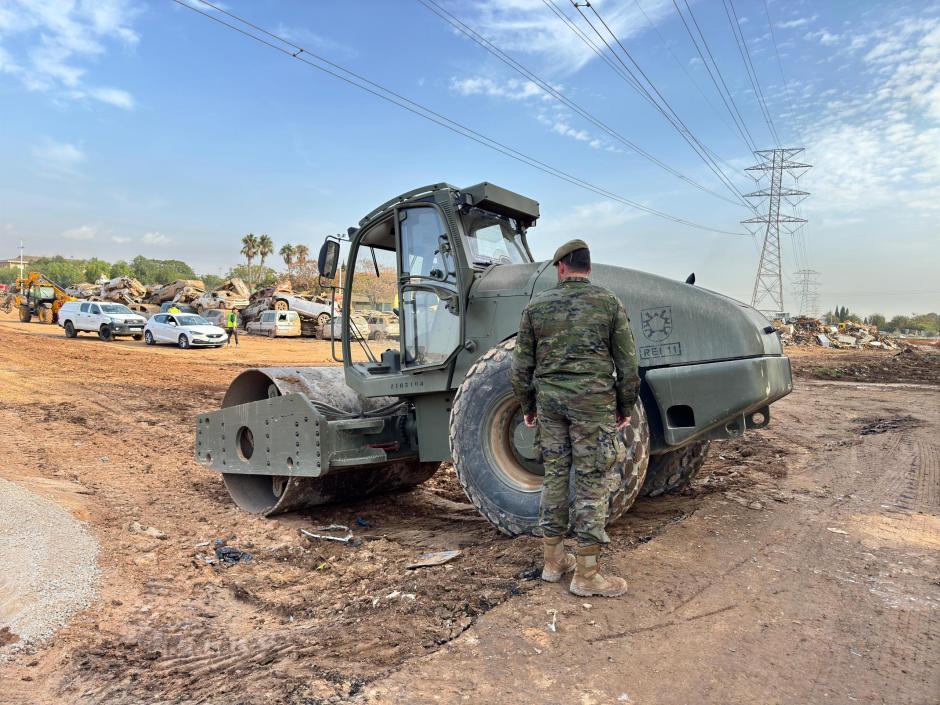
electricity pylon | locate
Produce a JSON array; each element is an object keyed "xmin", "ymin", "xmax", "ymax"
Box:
[
  {"xmin": 792, "ymin": 269, "xmax": 820, "ymax": 317},
  {"xmin": 743, "ymin": 148, "xmax": 811, "ymax": 318}
]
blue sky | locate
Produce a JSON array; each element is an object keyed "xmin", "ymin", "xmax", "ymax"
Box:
[{"xmin": 1, "ymin": 0, "xmax": 938, "ymax": 316}]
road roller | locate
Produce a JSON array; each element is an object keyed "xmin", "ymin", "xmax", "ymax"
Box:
[{"xmin": 195, "ymin": 182, "xmax": 792, "ymax": 536}]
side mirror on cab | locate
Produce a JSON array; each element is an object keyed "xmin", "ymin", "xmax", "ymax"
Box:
[{"xmin": 318, "ymin": 239, "xmax": 340, "ymax": 281}]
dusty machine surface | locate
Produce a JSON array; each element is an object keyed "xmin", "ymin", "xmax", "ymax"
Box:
[{"xmin": 196, "ymin": 182, "xmax": 792, "ymax": 535}]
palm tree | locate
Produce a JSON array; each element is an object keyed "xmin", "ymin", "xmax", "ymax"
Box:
[
  {"xmin": 240, "ymin": 233, "xmax": 258, "ymax": 287},
  {"xmin": 257, "ymin": 234, "xmax": 274, "ymax": 286},
  {"xmin": 279, "ymin": 243, "xmax": 296, "ymax": 285},
  {"xmin": 295, "ymin": 244, "xmax": 310, "ymax": 266}
]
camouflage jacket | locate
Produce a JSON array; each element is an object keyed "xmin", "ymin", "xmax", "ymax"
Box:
[{"xmin": 511, "ymin": 276, "xmax": 640, "ymax": 418}]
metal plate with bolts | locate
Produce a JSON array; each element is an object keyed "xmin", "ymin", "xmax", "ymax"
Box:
[{"xmin": 195, "ymin": 393, "xmax": 324, "ymax": 477}]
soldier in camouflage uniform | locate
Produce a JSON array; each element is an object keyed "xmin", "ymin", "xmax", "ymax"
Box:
[{"xmin": 511, "ymin": 239, "xmax": 640, "ymax": 597}]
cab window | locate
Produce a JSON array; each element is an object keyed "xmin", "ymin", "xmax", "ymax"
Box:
[
  {"xmin": 399, "ymin": 206, "xmax": 460, "ymax": 368},
  {"xmin": 80, "ymin": 303, "xmax": 89, "ymax": 313}
]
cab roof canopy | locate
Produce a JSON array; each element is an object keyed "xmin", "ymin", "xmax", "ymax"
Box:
[
  {"xmin": 459, "ymin": 182, "xmax": 540, "ymax": 228},
  {"xmin": 358, "ymin": 182, "xmax": 540, "ymax": 230}
]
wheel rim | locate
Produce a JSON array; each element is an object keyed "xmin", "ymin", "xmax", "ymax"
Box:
[
  {"xmin": 180, "ymin": 335, "xmax": 188, "ymax": 348},
  {"xmin": 145, "ymin": 332, "xmax": 153, "ymax": 344},
  {"xmin": 275, "ymin": 300, "xmax": 288, "ymax": 311},
  {"xmin": 483, "ymin": 393, "xmax": 544, "ymax": 493}
]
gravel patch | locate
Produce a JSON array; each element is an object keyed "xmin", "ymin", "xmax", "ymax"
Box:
[{"xmin": 0, "ymin": 477, "xmax": 98, "ymax": 656}]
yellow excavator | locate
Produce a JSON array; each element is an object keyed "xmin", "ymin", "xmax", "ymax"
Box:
[{"xmin": 1, "ymin": 272, "xmax": 75, "ymax": 324}]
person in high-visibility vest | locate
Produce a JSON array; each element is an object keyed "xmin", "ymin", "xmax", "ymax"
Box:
[
  {"xmin": 226, "ymin": 309, "xmax": 239, "ymax": 347},
  {"xmin": 167, "ymin": 305, "xmax": 181, "ymax": 314}
]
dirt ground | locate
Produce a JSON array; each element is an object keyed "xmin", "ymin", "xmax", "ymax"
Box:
[{"xmin": 0, "ymin": 315, "xmax": 937, "ymax": 705}]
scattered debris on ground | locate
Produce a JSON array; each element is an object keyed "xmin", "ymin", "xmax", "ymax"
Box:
[
  {"xmin": 407, "ymin": 550, "xmax": 463, "ymax": 569},
  {"xmin": 774, "ymin": 316, "xmax": 903, "ymax": 349},
  {"xmin": 790, "ymin": 347, "xmax": 940, "ymax": 385},
  {"xmin": 853, "ymin": 415, "xmax": 924, "ymax": 435}
]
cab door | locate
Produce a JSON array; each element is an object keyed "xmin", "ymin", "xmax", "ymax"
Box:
[{"xmin": 396, "ymin": 205, "xmax": 461, "ymax": 369}]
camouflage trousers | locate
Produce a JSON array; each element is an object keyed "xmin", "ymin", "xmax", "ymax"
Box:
[{"xmin": 537, "ymin": 398, "xmax": 618, "ymax": 547}]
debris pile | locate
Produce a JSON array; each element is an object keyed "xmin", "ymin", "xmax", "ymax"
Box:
[
  {"xmin": 101, "ymin": 276, "xmax": 148, "ymax": 304},
  {"xmin": 147, "ymin": 279, "xmax": 205, "ymax": 305},
  {"xmin": 190, "ymin": 278, "xmax": 250, "ymax": 312},
  {"xmin": 774, "ymin": 316, "xmax": 902, "ymax": 349}
]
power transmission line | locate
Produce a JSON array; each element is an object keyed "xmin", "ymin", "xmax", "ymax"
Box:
[
  {"xmin": 721, "ymin": 0, "xmax": 780, "ymax": 145},
  {"xmin": 172, "ymin": 0, "xmax": 747, "ymax": 236},
  {"xmin": 671, "ymin": 0, "xmax": 758, "ymax": 153},
  {"xmin": 743, "ymin": 148, "xmax": 811, "ymax": 316},
  {"xmin": 631, "ymin": 0, "xmax": 743, "ymax": 145},
  {"xmin": 417, "ymin": 0, "xmax": 743, "ymax": 206},
  {"xmin": 559, "ymin": 1, "xmax": 755, "ymax": 210}
]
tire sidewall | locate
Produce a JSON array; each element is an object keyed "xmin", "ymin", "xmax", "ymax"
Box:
[
  {"xmin": 144, "ymin": 330, "xmax": 155, "ymax": 345},
  {"xmin": 450, "ymin": 339, "xmax": 650, "ymax": 537},
  {"xmin": 64, "ymin": 321, "xmax": 76, "ymax": 338},
  {"xmin": 99, "ymin": 325, "xmax": 112, "ymax": 341},
  {"xmin": 178, "ymin": 334, "xmax": 189, "ymax": 349}
]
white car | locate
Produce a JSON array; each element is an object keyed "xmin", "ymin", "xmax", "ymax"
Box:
[
  {"xmin": 144, "ymin": 313, "xmax": 227, "ymax": 349},
  {"xmin": 58, "ymin": 300, "xmax": 147, "ymax": 341}
]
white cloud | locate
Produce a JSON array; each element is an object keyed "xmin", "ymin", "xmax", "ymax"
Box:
[
  {"xmin": 449, "ymin": 76, "xmax": 545, "ymax": 101},
  {"xmin": 141, "ymin": 231, "xmax": 171, "ymax": 245},
  {"xmin": 111, "ymin": 235, "xmax": 131, "ymax": 243},
  {"xmin": 87, "ymin": 86, "xmax": 135, "ymax": 109},
  {"xmin": 803, "ymin": 17, "xmax": 940, "ymax": 220},
  {"xmin": 805, "ymin": 29, "xmax": 841, "ymax": 46},
  {"xmin": 32, "ymin": 138, "xmax": 84, "ymax": 174},
  {"xmin": 0, "ymin": 0, "xmax": 139, "ymax": 107},
  {"xmin": 459, "ymin": 0, "xmax": 675, "ymax": 76},
  {"xmin": 62, "ymin": 225, "xmax": 96, "ymax": 240},
  {"xmin": 777, "ymin": 15, "xmax": 818, "ymax": 30}
]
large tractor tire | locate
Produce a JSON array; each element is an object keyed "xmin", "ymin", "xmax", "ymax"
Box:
[
  {"xmin": 216, "ymin": 367, "xmax": 439, "ymax": 515},
  {"xmin": 640, "ymin": 440, "xmax": 711, "ymax": 497},
  {"xmin": 38, "ymin": 305, "xmax": 54, "ymax": 324},
  {"xmin": 450, "ymin": 339, "xmax": 650, "ymax": 537},
  {"xmin": 19, "ymin": 306, "xmax": 31, "ymax": 323}
]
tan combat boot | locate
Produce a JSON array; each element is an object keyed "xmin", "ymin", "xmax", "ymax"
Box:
[
  {"xmin": 541, "ymin": 536, "xmax": 576, "ymax": 583},
  {"xmin": 569, "ymin": 545, "xmax": 628, "ymax": 597}
]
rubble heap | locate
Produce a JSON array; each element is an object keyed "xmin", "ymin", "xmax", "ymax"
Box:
[
  {"xmin": 101, "ymin": 276, "xmax": 148, "ymax": 304},
  {"xmin": 774, "ymin": 316, "xmax": 902, "ymax": 350},
  {"xmin": 147, "ymin": 279, "xmax": 206, "ymax": 305}
]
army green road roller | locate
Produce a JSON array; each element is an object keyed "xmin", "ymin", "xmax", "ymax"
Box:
[{"xmin": 196, "ymin": 182, "xmax": 792, "ymax": 536}]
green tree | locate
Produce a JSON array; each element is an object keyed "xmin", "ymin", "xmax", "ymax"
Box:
[
  {"xmin": 910, "ymin": 313, "xmax": 939, "ymax": 334},
  {"xmin": 257, "ymin": 234, "xmax": 274, "ymax": 286},
  {"xmin": 228, "ymin": 264, "xmax": 277, "ymax": 288},
  {"xmin": 295, "ymin": 244, "xmax": 310, "ymax": 266},
  {"xmin": 866, "ymin": 313, "xmax": 886, "ymax": 330},
  {"xmin": 0, "ymin": 267, "xmax": 19, "ymax": 285},
  {"xmin": 279, "ymin": 243, "xmax": 295, "ymax": 281},
  {"xmin": 31, "ymin": 256, "xmax": 85, "ymax": 286},
  {"xmin": 110, "ymin": 260, "xmax": 133, "ymax": 278},
  {"xmin": 886, "ymin": 315, "xmax": 910, "ymax": 332},
  {"xmin": 240, "ymin": 233, "xmax": 259, "ymax": 287},
  {"xmin": 84, "ymin": 257, "xmax": 111, "ymax": 282},
  {"xmin": 201, "ymin": 274, "xmax": 223, "ymax": 289},
  {"xmin": 130, "ymin": 256, "xmax": 196, "ymax": 284}
]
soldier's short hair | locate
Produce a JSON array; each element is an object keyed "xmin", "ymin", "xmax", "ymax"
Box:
[{"xmin": 560, "ymin": 247, "xmax": 591, "ymax": 272}]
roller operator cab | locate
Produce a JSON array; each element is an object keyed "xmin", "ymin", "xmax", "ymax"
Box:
[{"xmin": 196, "ymin": 183, "xmax": 792, "ymax": 536}]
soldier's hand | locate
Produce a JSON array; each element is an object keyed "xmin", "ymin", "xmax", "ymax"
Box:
[
  {"xmin": 523, "ymin": 412, "xmax": 537, "ymax": 428},
  {"xmin": 616, "ymin": 414, "xmax": 631, "ymax": 430}
]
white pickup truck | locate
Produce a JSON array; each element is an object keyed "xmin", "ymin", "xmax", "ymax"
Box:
[{"xmin": 58, "ymin": 301, "xmax": 147, "ymax": 341}]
